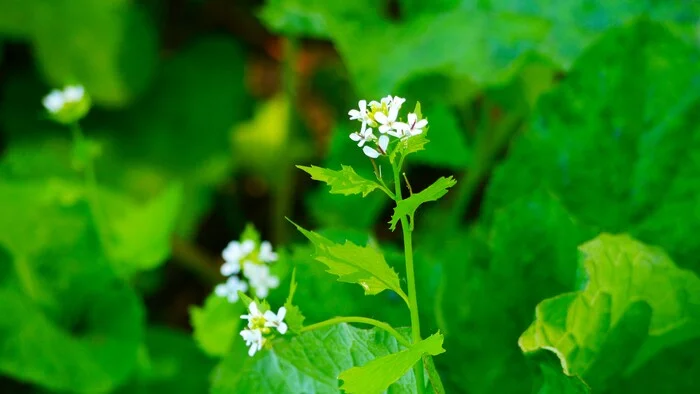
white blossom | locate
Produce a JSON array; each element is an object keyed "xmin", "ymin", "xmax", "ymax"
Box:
[
  {"xmin": 348, "ymin": 99, "xmax": 370, "ymax": 123},
  {"xmin": 394, "ymin": 112, "xmax": 428, "ymax": 139},
  {"xmin": 362, "ymin": 135, "xmax": 389, "ymax": 159},
  {"xmin": 374, "ymin": 96, "xmax": 406, "ymax": 135},
  {"xmin": 240, "ymin": 328, "xmax": 265, "ymax": 356},
  {"xmin": 258, "ymin": 241, "xmax": 278, "ymax": 263},
  {"xmin": 42, "ymin": 85, "xmax": 85, "ymax": 114},
  {"xmin": 243, "ymin": 263, "xmax": 280, "ymax": 298},
  {"xmin": 220, "ymin": 239, "xmax": 255, "ymax": 276},
  {"xmin": 263, "ymin": 307, "xmax": 288, "ymax": 335},
  {"xmin": 214, "ymin": 276, "xmax": 249, "ymax": 303},
  {"xmin": 349, "ymin": 124, "xmax": 376, "ymax": 148},
  {"xmin": 241, "ymin": 301, "xmax": 265, "ymax": 327}
]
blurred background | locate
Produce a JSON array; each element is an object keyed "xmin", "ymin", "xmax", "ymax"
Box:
[{"xmin": 1, "ymin": 0, "xmax": 700, "ymax": 393}]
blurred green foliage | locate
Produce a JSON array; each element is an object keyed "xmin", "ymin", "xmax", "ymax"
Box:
[{"xmin": 1, "ymin": 0, "xmax": 700, "ymax": 393}]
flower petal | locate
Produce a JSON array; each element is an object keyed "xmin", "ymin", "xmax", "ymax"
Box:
[
  {"xmin": 277, "ymin": 322, "xmax": 288, "ymax": 335},
  {"xmin": 378, "ymin": 135, "xmax": 389, "ymax": 152},
  {"xmin": 362, "ymin": 146, "xmax": 380, "ymax": 158},
  {"xmin": 374, "ymin": 111, "xmax": 388, "ymax": 124}
]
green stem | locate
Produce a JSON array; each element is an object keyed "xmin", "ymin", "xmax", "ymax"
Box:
[
  {"xmin": 71, "ymin": 122, "xmax": 110, "ymax": 255},
  {"xmin": 392, "ymin": 160, "xmax": 425, "ymax": 393},
  {"xmin": 301, "ymin": 316, "xmax": 410, "ymax": 347}
]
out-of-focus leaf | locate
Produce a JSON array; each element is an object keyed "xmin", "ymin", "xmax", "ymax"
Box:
[
  {"xmin": 212, "ymin": 324, "xmax": 416, "ymax": 393},
  {"xmin": 190, "ymin": 293, "xmax": 246, "ymax": 358},
  {"xmin": 389, "ymin": 176, "xmax": 456, "ymax": 231},
  {"xmin": 519, "ymin": 234, "xmax": 700, "ymax": 389},
  {"xmin": 290, "ymin": 221, "xmax": 405, "ymax": 298},
  {"xmin": 409, "ymin": 104, "xmax": 471, "ymax": 169},
  {"xmin": 484, "ymin": 20, "xmax": 700, "ymax": 270},
  {"xmin": 339, "ymin": 332, "xmax": 445, "ymax": 394},
  {"xmin": 297, "ymin": 164, "xmax": 381, "ymax": 197},
  {"xmin": 282, "ymin": 269, "xmax": 305, "ymax": 334},
  {"xmin": 116, "ymin": 326, "xmax": 215, "ymax": 394}
]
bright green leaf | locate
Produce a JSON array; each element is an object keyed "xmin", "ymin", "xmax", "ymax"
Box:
[
  {"xmin": 190, "ymin": 293, "xmax": 246, "ymax": 358},
  {"xmin": 519, "ymin": 234, "xmax": 700, "ymax": 389},
  {"xmin": 283, "ymin": 268, "xmax": 305, "ymax": 334},
  {"xmin": 289, "ymin": 220, "xmax": 405, "ymax": 299},
  {"xmin": 297, "ymin": 164, "xmax": 381, "ymax": 197},
  {"xmin": 339, "ymin": 332, "xmax": 445, "ymax": 394},
  {"xmin": 389, "ymin": 176, "xmax": 457, "ymax": 231},
  {"xmin": 212, "ymin": 324, "xmax": 417, "ymax": 393}
]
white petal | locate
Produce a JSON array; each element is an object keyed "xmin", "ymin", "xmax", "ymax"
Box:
[
  {"xmin": 378, "ymin": 135, "xmax": 389, "ymax": 152},
  {"xmin": 256, "ymin": 286, "xmax": 269, "ymax": 298},
  {"xmin": 42, "ymin": 91, "xmax": 64, "ymax": 113},
  {"xmin": 358, "ymin": 100, "xmax": 367, "ymax": 111},
  {"xmin": 415, "ymin": 119, "xmax": 428, "ymax": 129},
  {"xmin": 222, "ymin": 241, "xmax": 242, "ymax": 261},
  {"xmin": 378, "ymin": 124, "xmax": 393, "ymax": 134},
  {"xmin": 248, "ymin": 344, "xmax": 257, "ymax": 356},
  {"xmin": 277, "ymin": 322, "xmax": 288, "ymax": 335},
  {"xmin": 249, "ymin": 302, "xmax": 259, "ymax": 315},
  {"xmin": 214, "ymin": 284, "xmax": 228, "ymax": 297},
  {"xmin": 63, "ymin": 85, "xmax": 84, "ymax": 101},
  {"xmin": 220, "ymin": 261, "xmax": 240, "ymax": 276},
  {"xmin": 388, "ymin": 103, "xmax": 400, "ymax": 121},
  {"xmin": 374, "ymin": 112, "xmax": 388, "ymax": 124},
  {"xmin": 393, "ymin": 122, "xmax": 410, "ymax": 131},
  {"xmin": 363, "ymin": 146, "xmax": 380, "ymax": 158},
  {"xmin": 349, "ymin": 133, "xmax": 362, "ymax": 141},
  {"xmin": 263, "ymin": 310, "xmax": 277, "ymax": 321},
  {"xmin": 227, "ymin": 292, "xmax": 240, "ymax": 303},
  {"xmin": 241, "ymin": 239, "xmax": 255, "ymax": 254},
  {"xmin": 407, "ymin": 112, "xmax": 417, "ymax": 125},
  {"xmin": 277, "ymin": 306, "xmax": 287, "ymax": 320}
]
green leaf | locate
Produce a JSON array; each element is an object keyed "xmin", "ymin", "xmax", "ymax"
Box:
[
  {"xmin": 339, "ymin": 332, "xmax": 445, "ymax": 394},
  {"xmin": 289, "ymin": 220, "xmax": 405, "ymax": 299},
  {"xmin": 103, "ymin": 182, "xmax": 183, "ymax": 276},
  {"xmin": 519, "ymin": 234, "xmax": 700, "ymax": 389},
  {"xmin": 297, "ymin": 164, "xmax": 381, "ymax": 197},
  {"xmin": 283, "ymin": 268, "xmax": 305, "ymax": 334},
  {"xmin": 212, "ymin": 324, "xmax": 417, "ymax": 393},
  {"xmin": 115, "ymin": 326, "xmax": 215, "ymax": 394},
  {"xmin": 409, "ymin": 104, "xmax": 471, "ymax": 170},
  {"xmin": 483, "ymin": 21, "xmax": 700, "ymax": 268},
  {"xmin": 190, "ymin": 293, "xmax": 246, "ymax": 358},
  {"xmin": 389, "ymin": 176, "xmax": 457, "ymax": 231}
]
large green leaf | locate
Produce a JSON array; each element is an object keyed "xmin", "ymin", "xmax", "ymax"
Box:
[
  {"xmin": 484, "ymin": 20, "xmax": 700, "ymax": 269},
  {"xmin": 190, "ymin": 293, "xmax": 246, "ymax": 358},
  {"xmin": 519, "ymin": 234, "xmax": 700, "ymax": 389},
  {"xmin": 211, "ymin": 324, "xmax": 416, "ymax": 393},
  {"xmin": 115, "ymin": 326, "xmax": 215, "ymax": 394},
  {"xmin": 290, "ymin": 221, "xmax": 406, "ymax": 299},
  {"xmin": 338, "ymin": 332, "xmax": 445, "ymax": 394}
]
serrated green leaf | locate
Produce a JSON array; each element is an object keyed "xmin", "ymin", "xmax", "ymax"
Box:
[
  {"xmin": 389, "ymin": 176, "xmax": 457, "ymax": 231},
  {"xmin": 339, "ymin": 332, "xmax": 445, "ymax": 394},
  {"xmin": 519, "ymin": 234, "xmax": 700, "ymax": 389},
  {"xmin": 283, "ymin": 268, "xmax": 305, "ymax": 334},
  {"xmin": 212, "ymin": 324, "xmax": 417, "ymax": 393},
  {"xmin": 297, "ymin": 164, "xmax": 381, "ymax": 197},
  {"xmin": 289, "ymin": 220, "xmax": 406, "ymax": 300},
  {"xmin": 190, "ymin": 293, "xmax": 246, "ymax": 358}
]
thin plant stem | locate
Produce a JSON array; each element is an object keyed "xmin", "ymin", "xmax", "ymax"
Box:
[
  {"xmin": 301, "ymin": 316, "xmax": 410, "ymax": 347},
  {"xmin": 392, "ymin": 159, "xmax": 425, "ymax": 393}
]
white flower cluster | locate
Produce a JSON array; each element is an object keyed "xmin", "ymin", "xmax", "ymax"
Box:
[
  {"xmin": 215, "ymin": 238, "xmax": 279, "ymax": 303},
  {"xmin": 240, "ymin": 301, "xmax": 287, "ymax": 356},
  {"xmin": 348, "ymin": 95, "xmax": 428, "ymax": 158},
  {"xmin": 42, "ymin": 85, "xmax": 86, "ymax": 114}
]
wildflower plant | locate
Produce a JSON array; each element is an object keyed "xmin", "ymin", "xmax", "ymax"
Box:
[{"xmin": 285, "ymin": 95, "xmax": 456, "ymax": 393}]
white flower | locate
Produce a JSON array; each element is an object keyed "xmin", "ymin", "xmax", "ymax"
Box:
[
  {"xmin": 241, "ymin": 301, "xmax": 265, "ymax": 326},
  {"xmin": 349, "ymin": 124, "xmax": 376, "ymax": 148},
  {"xmin": 42, "ymin": 85, "xmax": 85, "ymax": 114},
  {"xmin": 264, "ymin": 307, "xmax": 288, "ymax": 335},
  {"xmin": 348, "ymin": 100, "xmax": 370, "ymax": 123},
  {"xmin": 243, "ymin": 263, "xmax": 280, "ymax": 298},
  {"xmin": 258, "ymin": 241, "xmax": 278, "ymax": 263},
  {"xmin": 374, "ymin": 96, "xmax": 406, "ymax": 135},
  {"xmin": 362, "ymin": 135, "xmax": 389, "ymax": 159},
  {"xmin": 221, "ymin": 239, "xmax": 255, "ymax": 276},
  {"xmin": 394, "ymin": 112, "xmax": 428, "ymax": 139},
  {"xmin": 214, "ymin": 276, "xmax": 249, "ymax": 303},
  {"xmin": 240, "ymin": 328, "xmax": 265, "ymax": 356}
]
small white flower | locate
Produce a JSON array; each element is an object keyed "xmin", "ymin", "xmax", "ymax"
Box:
[
  {"xmin": 241, "ymin": 301, "xmax": 265, "ymax": 326},
  {"xmin": 394, "ymin": 112, "xmax": 428, "ymax": 139},
  {"xmin": 240, "ymin": 328, "xmax": 265, "ymax": 356},
  {"xmin": 214, "ymin": 276, "xmax": 249, "ymax": 303},
  {"xmin": 263, "ymin": 307, "xmax": 288, "ymax": 335},
  {"xmin": 42, "ymin": 85, "xmax": 86, "ymax": 114},
  {"xmin": 362, "ymin": 134, "xmax": 390, "ymax": 159},
  {"xmin": 258, "ymin": 241, "xmax": 278, "ymax": 263},
  {"xmin": 349, "ymin": 124, "xmax": 376, "ymax": 148},
  {"xmin": 221, "ymin": 239, "xmax": 255, "ymax": 276},
  {"xmin": 348, "ymin": 100, "xmax": 370, "ymax": 123},
  {"xmin": 374, "ymin": 96, "xmax": 406, "ymax": 135},
  {"xmin": 244, "ymin": 263, "xmax": 280, "ymax": 298}
]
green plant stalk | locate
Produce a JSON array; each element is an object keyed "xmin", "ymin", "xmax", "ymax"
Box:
[
  {"xmin": 392, "ymin": 161, "xmax": 425, "ymax": 393},
  {"xmin": 71, "ymin": 122, "xmax": 110, "ymax": 255},
  {"xmin": 301, "ymin": 316, "xmax": 410, "ymax": 348}
]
